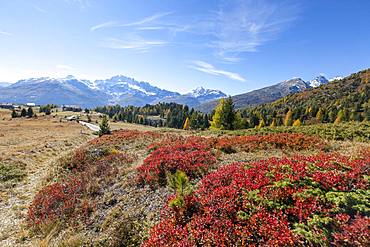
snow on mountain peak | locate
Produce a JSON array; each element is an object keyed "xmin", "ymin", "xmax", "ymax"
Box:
[
  {"xmin": 329, "ymin": 76, "xmax": 343, "ymax": 82},
  {"xmin": 187, "ymin": 86, "xmax": 226, "ymax": 98},
  {"xmin": 308, "ymin": 75, "xmax": 329, "ymax": 87}
]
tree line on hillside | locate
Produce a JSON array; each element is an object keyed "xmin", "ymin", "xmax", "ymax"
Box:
[
  {"xmin": 95, "ymin": 102, "xmax": 210, "ymax": 130},
  {"xmin": 240, "ymin": 70, "xmax": 369, "ymax": 128}
]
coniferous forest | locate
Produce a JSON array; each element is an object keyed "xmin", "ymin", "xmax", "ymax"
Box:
[
  {"xmin": 95, "ymin": 69, "xmax": 369, "ymax": 131},
  {"xmin": 95, "ymin": 102, "xmax": 210, "ymax": 130}
]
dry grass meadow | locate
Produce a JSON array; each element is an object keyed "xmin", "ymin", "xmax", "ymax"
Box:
[
  {"xmin": 0, "ymin": 109, "xmax": 95, "ymax": 246},
  {"xmin": 0, "ymin": 108, "xmax": 167, "ymax": 246}
]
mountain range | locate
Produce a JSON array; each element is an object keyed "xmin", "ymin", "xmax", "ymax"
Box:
[
  {"xmin": 0, "ymin": 82, "xmax": 12, "ymax": 87},
  {"xmin": 0, "ymin": 75, "xmax": 226, "ymax": 108},
  {"xmin": 0, "ymin": 74, "xmax": 331, "ymax": 110},
  {"xmin": 195, "ymin": 76, "xmax": 329, "ymax": 112}
]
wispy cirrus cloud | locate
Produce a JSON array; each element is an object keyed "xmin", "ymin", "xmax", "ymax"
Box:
[
  {"xmin": 90, "ymin": 21, "xmax": 118, "ymax": 32},
  {"xmin": 92, "ymin": 12, "xmax": 176, "ymax": 52},
  {"xmin": 101, "ymin": 37, "xmax": 167, "ymax": 52},
  {"xmin": 202, "ymin": 0, "xmax": 301, "ymax": 62},
  {"xmin": 90, "ymin": 12, "xmax": 173, "ymax": 31},
  {"xmin": 0, "ymin": 30, "xmax": 12, "ymax": 36},
  {"xmin": 90, "ymin": 1, "xmax": 300, "ymax": 58},
  {"xmin": 33, "ymin": 5, "xmax": 47, "ymax": 13},
  {"xmin": 190, "ymin": 60, "xmax": 246, "ymax": 82}
]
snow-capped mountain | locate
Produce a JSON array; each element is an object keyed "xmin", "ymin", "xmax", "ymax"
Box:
[
  {"xmin": 308, "ymin": 75, "xmax": 329, "ymax": 87},
  {"xmin": 0, "ymin": 76, "xmax": 109, "ymax": 107},
  {"xmin": 329, "ymin": 76, "xmax": 343, "ymax": 82},
  {"xmin": 0, "ymin": 75, "xmax": 226, "ymax": 108},
  {"xmin": 152, "ymin": 86, "xmax": 226, "ymax": 108},
  {"xmin": 282, "ymin": 78, "xmax": 310, "ymax": 92},
  {"xmin": 90, "ymin": 75, "xmax": 180, "ymax": 106},
  {"xmin": 0, "ymin": 82, "xmax": 12, "ymax": 87},
  {"xmin": 186, "ymin": 86, "xmax": 226, "ymax": 99}
]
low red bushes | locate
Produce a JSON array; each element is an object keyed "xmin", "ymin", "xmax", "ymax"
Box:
[
  {"xmin": 137, "ymin": 138, "xmax": 216, "ymax": 187},
  {"xmin": 333, "ymin": 215, "xmax": 370, "ymax": 246},
  {"xmin": 143, "ymin": 154, "xmax": 369, "ymax": 246},
  {"xmin": 216, "ymin": 133, "xmax": 325, "ymax": 153},
  {"xmin": 28, "ymin": 147, "xmax": 135, "ymax": 227},
  {"xmin": 28, "ymin": 176, "xmax": 87, "ymax": 226}
]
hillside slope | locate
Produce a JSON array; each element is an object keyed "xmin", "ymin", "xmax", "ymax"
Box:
[
  {"xmin": 196, "ymin": 77, "xmax": 327, "ymax": 112},
  {"xmin": 241, "ymin": 68, "xmax": 370, "ymax": 126}
]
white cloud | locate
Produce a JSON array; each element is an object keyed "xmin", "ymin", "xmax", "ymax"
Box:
[
  {"xmin": 119, "ymin": 12, "xmax": 173, "ymax": 27},
  {"xmin": 190, "ymin": 61, "xmax": 246, "ymax": 82},
  {"xmin": 0, "ymin": 30, "xmax": 12, "ymax": 36},
  {"xmin": 33, "ymin": 5, "xmax": 47, "ymax": 13},
  {"xmin": 204, "ymin": 0, "xmax": 300, "ymax": 61},
  {"xmin": 56, "ymin": 64, "xmax": 74, "ymax": 70},
  {"xmin": 101, "ymin": 37, "xmax": 167, "ymax": 52},
  {"xmin": 90, "ymin": 12, "xmax": 173, "ymax": 31},
  {"xmin": 90, "ymin": 21, "xmax": 118, "ymax": 31},
  {"xmin": 90, "ymin": 1, "xmax": 299, "ymax": 58}
]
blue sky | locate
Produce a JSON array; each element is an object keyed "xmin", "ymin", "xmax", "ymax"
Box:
[{"xmin": 0, "ymin": 0, "xmax": 369, "ymax": 95}]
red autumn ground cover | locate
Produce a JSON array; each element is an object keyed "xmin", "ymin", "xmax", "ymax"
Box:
[
  {"xmin": 28, "ymin": 176, "xmax": 88, "ymax": 226},
  {"xmin": 143, "ymin": 154, "xmax": 369, "ymax": 246},
  {"xmin": 215, "ymin": 133, "xmax": 325, "ymax": 153},
  {"xmin": 28, "ymin": 147, "xmax": 134, "ymax": 227},
  {"xmin": 137, "ymin": 138, "xmax": 216, "ymax": 187},
  {"xmin": 149, "ymin": 133, "xmax": 324, "ymax": 155}
]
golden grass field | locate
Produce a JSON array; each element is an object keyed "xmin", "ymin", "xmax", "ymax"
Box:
[{"xmin": 0, "ymin": 109, "xmax": 95, "ymax": 246}]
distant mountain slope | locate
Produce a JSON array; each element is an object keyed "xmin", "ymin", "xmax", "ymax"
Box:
[
  {"xmin": 155, "ymin": 87, "xmax": 226, "ymax": 108},
  {"xmin": 242, "ymin": 68, "xmax": 369, "ymax": 126},
  {"xmin": 254, "ymin": 69, "xmax": 369, "ymax": 113},
  {"xmin": 196, "ymin": 76, "xmax": 329, "ymax": 112},
  {"xmin": 0, "ymin": 76, "xmax": 109, "ymax": 107},
  {"xmin": 0, "ymin": 75, "xmax": 226, "ymax": 108},
  {"xmin": 0, "ymin": 82, "xmax": 12, "ymax": 87}
]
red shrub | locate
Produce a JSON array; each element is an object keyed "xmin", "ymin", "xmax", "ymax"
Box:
[
  {"xmin": 143, "ymin": 154, "xmax": 369, "ymax": 246},
  {"xmin": 28, "ymin": 176, "xmax": 86, "ymax": 226},
  {"xmin": 216, "ymin": 133, "xmax": 325, "ymax": 153},
  {"xmin": 28, "ymin": 148, "xmax": 135, "ymax": 227},
  {"xmin": 137, "ymin": 138, "xmax": 216, "ymax": 187},
  {"xmin": 333, "ymin": 215, "xmax": 370, "ymax": 246}
]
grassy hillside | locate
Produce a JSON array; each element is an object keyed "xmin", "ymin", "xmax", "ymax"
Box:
[{"xmin": 241, "ymin": 69, "xmax": 370, "ymax": 127}]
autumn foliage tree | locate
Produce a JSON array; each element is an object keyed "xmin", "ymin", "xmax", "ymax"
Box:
[
  {"xmin": 183, "ymin": 117, "xmax": 190, "ymax": 130},
  {"xmin": 284, "ymin": 109, "xmax": 293, "ymax": 126},
  {"xmin": 211, "ymin": 97, "xmax": 240, "ymax": 130},
  {"xmin": 293, "ymin": 118, "xmax": 302, "ymax": 126}
]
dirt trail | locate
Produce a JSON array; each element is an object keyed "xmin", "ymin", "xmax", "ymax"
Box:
[{"xmin": 0, "ymin": 118, "xmax": 94, "ymax": 246}]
